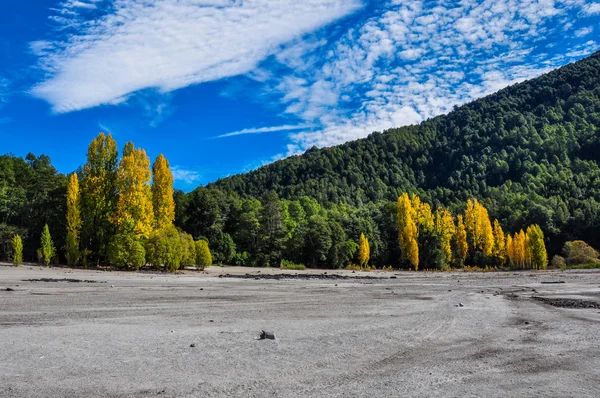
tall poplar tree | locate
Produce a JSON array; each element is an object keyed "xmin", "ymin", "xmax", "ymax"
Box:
[
  {"xmin": 114, "ymin": 143, "xmax": 154, "ymax": 239},
  {"xmin": 435, "ymin": 209, "xmax": 455, "ymax": 266},
  {"xmin": 527, "ymin": 225, "xmax": 547, "ymax": 270},
  {"xmin": 80, "ymin": 133, "xmax": 118, "ymax": 265},
  {"xmin": 358, "ymin": 233, "xmax": 370, "ymax": 267},
  {"xmin": 492, "ymin": 220, "xmax": 506, "ymax": 265},
  {"xmin": 12, "ymin": 234, "xmax": 23, "ymax": 265},
  {"xmin": 398, "ymin": 193, "xmax": 419, "ymax": 270},
  {"xmin": 151, "ymin": 154, "xmax": 175, "ymax": 230},
  {"xmin": 455, "ymin": 215, "xmax": 468, "ymax": 264},
  {"xmin": 65, "ymin": 173, "xmax": 81, "ymax": 265}
]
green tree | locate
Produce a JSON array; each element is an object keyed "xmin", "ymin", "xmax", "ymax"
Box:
[
  {"xmin": 80, "ymin": 133, "xmax": 118, "ymax": 264},
  {"xmin": 107, "ymin": 230, "xmax": 146, "ymax": 269},
  {"xmin": 40, "ymin": 224, "xmax": 56, "ymax": 266},
  {"xmin": 145, "ymin": 225, "xmax": 183, "ymax": 272}
]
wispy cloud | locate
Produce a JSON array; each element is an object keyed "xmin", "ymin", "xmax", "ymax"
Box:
[
  {"xmin": 171, "ymin": 166, "xmax": 202, "ymax": 185},
  {"xmin": 583, "ymin": 3, "xmax": 600, "ymax": 15},
  {"xmin": 574, "ymin": 26, "xmax": 593, "ymax": 37},
  {"xmin": 31, "ymin": 0, "xmax": 363, "ymax": 113},
  {"xmin": 214, "ymin": 124, "xmax": 312, "ymax": 139},
  {"xmin": 255, "ymin": 0, "xmax": 599, "ymax": 155}
]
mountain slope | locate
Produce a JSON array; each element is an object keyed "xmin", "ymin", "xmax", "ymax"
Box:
[{"xmin": 208, "ymin": 52, "xmax": 600, "ymax": 250}]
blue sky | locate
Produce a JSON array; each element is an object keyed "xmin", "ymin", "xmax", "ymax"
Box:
[{"xmin": 0, "ymin": 0, "xmax": 598, "ymax": 191}]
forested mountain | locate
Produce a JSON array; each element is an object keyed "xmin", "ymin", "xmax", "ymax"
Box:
[
  {"xmin": 2, "ymin": 52, "xmax": 599, "ymax": 270},
  {"xmin": 208, "ymin": 51, "xmax": 600, "ymax": 255}
]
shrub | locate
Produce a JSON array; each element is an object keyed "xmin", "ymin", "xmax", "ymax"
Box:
[
  {"xmin": 195, "ymin": 239, "xmax": 212, "ymax": 268},
  {"xmin": 550, "ymin": 255, "xmax": 566, "ymax": 269},
  {"xmin": 563, "ymin": 241, "xmax": 599, "ymax": 265},
  {"xmin": 233, "ymin": 251, "xmax": 251, "ymax": 267},
  {"xmin": 108, "ymin": 233, "xmax": 146, "ymax": 270},
  {"xmin": 145, "ymin": 226, "xmax": 182, "ymax": 272},
  {"xmin": 280, "ymin": 260, "xmax": 306, "ymax": 270},
  {"xmin": 383, "ymin": 265, "xmax": 393, "ymax": 272}
]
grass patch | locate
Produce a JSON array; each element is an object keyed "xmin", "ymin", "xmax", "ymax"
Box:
[
  {"xmin": 565, "ymin": 262, "xmax": 600, "ymax": 270},
  {"xmin": 280, "ymin": 260, "xmax": 306, "ymax": 270}
]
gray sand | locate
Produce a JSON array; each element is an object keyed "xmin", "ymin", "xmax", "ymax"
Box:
[{"xmin": 1, "ymin": 265, "xmax": 600, "ymax": 397}]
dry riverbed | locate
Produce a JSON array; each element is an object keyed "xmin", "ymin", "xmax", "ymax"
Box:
[{"xmin": 1, "ymin": 264, "xmax": 600, "ymax": 397}]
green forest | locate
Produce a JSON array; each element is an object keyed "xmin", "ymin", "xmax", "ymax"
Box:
[{"xmin": 1, "ymin": 51, "xmax": 599, "ymax": 270}]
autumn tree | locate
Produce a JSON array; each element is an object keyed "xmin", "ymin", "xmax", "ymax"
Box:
[
  {"xmin": 12, "ymin": 234, "xmax": 22, "ymax": 265},
  {"xmin": 398, "ymin": 193, "xmax": 418, "ymax": 270},
  {"xmin": 80, "ymin": 133, "xmax": 118, "ymax": 264},
  {"xmin": 527, "ymin": 225, "xmax": 547, "ymax": 270},
  {"xmin": 40, "ymin": 224, "xmax": 56, "ymax": 266},
  {"xmin": 455, "ymin": 215, "xmax": 468, "ymax": 265},
  {"xmin": 464, "ymin": 199, "xmax": 494, "ymax": 256},
  {"xmin": 435, "ymin": 209, "xmax": 455, "ymax": 266},
  {"xmin": 65, "ymin": 173, "xmax": 81, "ymax": 265},
  {"xmin": 358, "ymin": 232, "xmax": 370, "ymax": 267},
  {"xmin": 113, "ymin": 143, "xmax": 154, "ymax": 239},
  {"xmin": 492, "ymin": 220, "xmax": 506, "ymax": 265},
  {"xmin": 151, "ymin": 154, "xmax": 175, "ymax": 230}
]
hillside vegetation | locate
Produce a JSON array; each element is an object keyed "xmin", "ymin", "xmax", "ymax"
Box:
[{"xmin": 1, "ymin": 52, "xmax": 599, "ymax": 270}]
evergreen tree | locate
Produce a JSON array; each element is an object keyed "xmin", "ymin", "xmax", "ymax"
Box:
[
  {"xmin": 12, "ymin": 234, "xmax": 22, "ymax": 265},
  {"xmin": 65, "ymin": 173, "xmax": 81, "ymax": 265},
  {"xmin": 40, "ymin": 224, "xmax": 56, "ymax": 266},
  {"xmin": 151, "ymin": 154, "xmax": 175, "ymax": 230}
]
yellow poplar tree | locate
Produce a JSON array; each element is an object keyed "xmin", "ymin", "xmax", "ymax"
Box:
[
  {"xmin": 398, "ymin": 193, "xmax": 419, "ymax": 270},
  {"xmin": 526, "ymin": 225, "xmax": 547, "ymax": 270},
  {"xmin": 455, "ymin": 214, "xmax": 468, "ymax": 264},
  {"xmin": 151, "ymin": 154, "xmax": 175, "ymax": 230},
  {"xmin": 114, "ymin": 144, "xmax": 154, "ymax": 239},
  {"xmin": 435, "ymin": 209, "xmax": 455, "ymax": 265},
  {"xmin": 358, "ymin": 233, "xmax": 370, "ymax": 267},
  {"xmin": 506, "ymin": 234, "xmax": 514, "ymax": 265},
  {"xmin": 492, "ymin": 219, "xmax": 506, "ymax": 265},
  {"xmin": 66, "ymin": 173, "xmax": 82, "ymax": 265},
  {"xmin": 464, "ymin": 199, "xmax": 494, "ymax": 256}
]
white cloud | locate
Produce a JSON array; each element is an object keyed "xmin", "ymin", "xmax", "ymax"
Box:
[
  {"xmin": 31, "ymin": 0, "xmax": 363, "ymax": 113},
  {"xmin": 171, "ymin": 166, "xmax": 201, "ymax": 185},
  {"xmin": 214, "ymin": 124, "xmax": 312, "ymax": 139},
  {"xmin": 583, "ymin": 3, "xmax": 600, "ymax": 15},
  {"xmin": 0, "ymin": 78, "xmax": 10, "ymax": 105},
  {"xmin": 574, "ymin": 26, "xmax": 593, "ymax": 37},
  {"xmin": 257, "ymin": 0, "xmax": 599, "ymax": 154}
]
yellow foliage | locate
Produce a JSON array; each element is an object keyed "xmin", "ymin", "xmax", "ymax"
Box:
[
  {"xmin": 358, "ymin": 233, "xmax": 370, "ymax": 267},
  {"xmin": 435, "ymin": 208, "xmax": 455, "ymax": 265},
  {"xmin": 398, "ymin": 193, "xmax": 419, "ymax": 270},
  {"xmin": 464, "ymin": 199, "xmax": 494, "ymax": 256},
  {"xmin": 492, "ymin": 219, "xmax": 506, "ymax": 265},
  {"xmin": 66, "ymin": 173, "xmax": 82, "ymax": 265},
  {"xmin": 152, "ymin": 154, "xmax": 175, "ymax": 230},
  {"xmin": 455, "ymin": 214, "xmax": 468, "ymax": 263},
  {"xmin": 114, "ymin": 144, "xmax": 154, "ymax": 239},
  {"xmin": 527, "ymin": 224, "xmax": 547, "ymax": 270}
]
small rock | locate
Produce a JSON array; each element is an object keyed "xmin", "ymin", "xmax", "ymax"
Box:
[
  {"xmin": 171, "ymin": 330, "xmax": 174, "ymax": 333},
  {"xmin": 390, "ymin": 276, "xmax": 397, "ymax": 279},
  {"xmin": 335, "ymin": 284, "xmax": 338, "ymax": 286},
  {"xmin": 524, "ymin": 321, "xmax": 529, "ymax": 325},
  {"xmin": 209, "ymin": 320, "xmax": 214, "ymax": 322},
  {"xmin": 111, "ymin": 285, "xmax": 114, "ymax": 288},
  {"xmin": 258, "ymin": 330, "xmax": 275, "ymax": 340},
  {"xmin": 459, "ymin": 303, "xmax": 464, "ymax": 307},
  {"xmin": 5, "ymin": 287, "xmax": 14, "ymax": 292},
  {"xmin": 190, "ymin": 344, "xmax": 196, "ymax": 348},
  {"xmin": 200, "ymin": 288, "xmax": 203, "ymax": 290},
  {"xmin": 448, "ymin": 290, "xmax": 452, "ymax": 292}
]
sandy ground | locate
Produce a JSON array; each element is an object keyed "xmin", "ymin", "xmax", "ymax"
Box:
[{"xmin": 1, "ymin": 264, "xmax": 600, "ymax": 397}]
